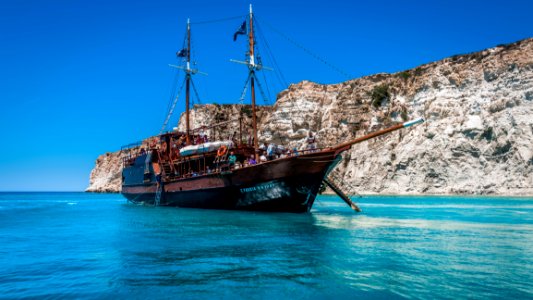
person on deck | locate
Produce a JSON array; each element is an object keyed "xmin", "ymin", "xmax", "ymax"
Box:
[
  {"xmin": 259, "ymin": 151, "xmax": 267, "ymax": 163},
  {"xmin": 266, "ymin": 143, "xmax": 275, "ymax": 161},
  {"xmin": 306, "ymin": 132, "xmax": 317, "ymax": 152},
  {"xmin": 228, "ymin": 151, "xmax": 237, "ymax": 169},
  {"xmin": 177, "ymin": 135, "xmax": 186, "ymax": 148},
  {"xmin": 199, "ymin": 128, "xmax": 208, "ymax": 143},
  {"xmin": 248, "ymin": 155, "xmax": 257, "ymax": 165},
  {"xmin": 286, "ymin": 149, "xmax": 292, "ymax": 157},
  {"xmin": 195, "ymin": 135, "xmax": 204, "ymax": 145},
  {"xmin": 170, "ymin": 139, "xmax": 178, "ymax": 160}
]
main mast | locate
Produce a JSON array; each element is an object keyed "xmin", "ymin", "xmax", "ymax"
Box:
[
  {"xmin": 185, "ymin": 18, "xmax": 191, "ymax": 145},
  {"xmin": 249, "ymin": 4, "xmax": 259, "ymax": 160}
]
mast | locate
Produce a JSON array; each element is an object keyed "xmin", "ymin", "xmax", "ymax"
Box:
[
  {"xmin": 165, "ymin": 19, "xmax": 206, "ymax": 139},
  {"xmin": 249, "ymin": 4, "xmax": 259, "ymax": 160},
  {"xmin": 185, "ymin": 18, "xmax": 191, "ymax": 145},
  {"xmin": 230, "ymin": 4, "xmax": 270, "ymax": 158}
]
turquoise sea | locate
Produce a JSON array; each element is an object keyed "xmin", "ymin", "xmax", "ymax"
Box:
[{"xmin": 0, "ymin": 192, "xmax": 532, "ymax": 299}]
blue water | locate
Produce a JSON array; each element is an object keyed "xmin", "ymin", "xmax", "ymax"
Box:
[{"xmin": 0, "ymin": 193, "xmax": 532, "ymax": 299}]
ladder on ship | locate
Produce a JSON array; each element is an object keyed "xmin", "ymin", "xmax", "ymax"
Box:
[
  {"xmin": 323, "ymin": 175, "xmax": 362, "ymax": 212},
  {"xmin": 155, "ymin": 183, "xmax": 163, "ymax": 206},
  {"xmin": 214, "ymin": 153, "xmax": 228, "ymax": 172},
  {"xmin": 161, "ymin": 162, "xmax": 176, "ymax": 180}
]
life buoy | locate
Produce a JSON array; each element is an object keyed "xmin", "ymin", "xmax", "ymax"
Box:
[{"xmin": 217, "ymin": 145, "xmax": 228, "ymax": 157}]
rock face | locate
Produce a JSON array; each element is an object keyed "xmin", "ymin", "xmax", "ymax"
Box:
[
  {"xmin": 176, "ymin": 104, "xmax": 274, "ymax": 141},
  {"xmin": 87, "ymin": 38, "xmax": 533, "ymax": 195},
  {"xmin": 86, "ymin": 152, "xmax": 124, "ymax": 193}
]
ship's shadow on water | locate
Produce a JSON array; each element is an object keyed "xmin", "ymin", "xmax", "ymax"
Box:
[
  {"xmin": 105, "ymin": 195, "xmax": 533, "ymax": 299},
  {"xmin": 111, "ymin": 201, "xmax": 381, "ymax": 298}
]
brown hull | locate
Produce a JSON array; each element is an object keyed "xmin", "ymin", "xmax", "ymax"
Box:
[{"xmin": 122, "ymin": 149, "xmax": 342, "ymax": 212}]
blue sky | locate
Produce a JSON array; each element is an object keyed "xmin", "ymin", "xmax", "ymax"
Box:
[{"xmin": 0, "ymin": 0, "xmax": 531, "ymax": 191}]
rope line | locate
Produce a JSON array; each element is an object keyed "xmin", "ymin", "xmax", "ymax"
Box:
[
  {"xmin": 254, "ymin": 19, "xmax": 289, "ymax": 88},
  {"xmin": 190, "ymin": 77, "xmax": 202, "ymax": 105},
  {"xmin": 248, "ymin": 30, "xmax": 273, "ymax": 104},
  {"xmin": 253, "ymin": 73, "xmax": 270, "ymax": 105},
  {"xmin": 257, "ymin": 16, "xmax": 353, "ymax": 80},
  {"xmin": 259, "ymin": 68, "xmax": 272, "ymax": 104},
  {"xmin": 160, "ymin": 79, "xmax": 186, "ymax": 134},
  {"xmin": 239, "ymin": 73, "xmax": 252, "ymax": 104},
  {"xmin": 163, "ymin": 70, "xmax": 182, "ymax": 121}
]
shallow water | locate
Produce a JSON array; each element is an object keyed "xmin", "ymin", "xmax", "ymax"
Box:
[{"xmin": 0, "ymin": 192, "xmax": 532, "ymax": 299}]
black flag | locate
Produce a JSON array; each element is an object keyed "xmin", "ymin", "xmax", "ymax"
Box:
[
  {"xmin": 176, "ymin": 48, "xmax": 188, "ymax": 57},
  {"xmin": 233, "ymin": 21, "xmax": 246, "ymax": 41}
]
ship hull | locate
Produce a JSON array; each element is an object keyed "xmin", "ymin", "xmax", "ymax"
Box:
[{"xmin": 122, "ymin": 149, "xmax": 343, "ymax": 213}]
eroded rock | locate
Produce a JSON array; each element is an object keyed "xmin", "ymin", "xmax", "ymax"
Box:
[{"xmin": 87, "ymin": 38, "xmax": 533, "ymax": 195}]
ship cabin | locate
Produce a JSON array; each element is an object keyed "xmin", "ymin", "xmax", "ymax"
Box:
[{"xmin": 121, "ymin": 124, "xmax": 258, "ymax": 185}]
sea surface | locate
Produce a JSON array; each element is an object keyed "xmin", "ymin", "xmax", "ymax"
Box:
[{"xmin": 0, "ymin": 192, "xmax": 532, "ymax": 299}]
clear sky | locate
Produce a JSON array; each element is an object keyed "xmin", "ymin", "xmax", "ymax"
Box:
[{"xmin": 0, "ymin": 0, "xmax": 531, "ymax": 191}]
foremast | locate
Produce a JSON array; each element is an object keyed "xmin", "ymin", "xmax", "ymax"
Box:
[{"xmin": 167, "ymin": 19, "xmax": 206, "ymax": 144}]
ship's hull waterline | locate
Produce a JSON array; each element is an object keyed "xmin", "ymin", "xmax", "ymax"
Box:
[{"xmin": 122, "ymin": 149, "xmax": 343, "ymax": 213}]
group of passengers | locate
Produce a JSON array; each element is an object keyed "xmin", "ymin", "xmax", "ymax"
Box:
[
  {"xmin": 223, "ymin": 131, "xmax": 318, "ymax": 169},
  {"xmin": 144, "ymin": 131, "xmax": 319, "ymax": 178}
]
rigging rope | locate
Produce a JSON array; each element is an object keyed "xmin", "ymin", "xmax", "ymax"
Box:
[
  {"xmin": 163, "ymin": 70, "xmax": 182, "ymax": 120},
  {"xmin": 259, "ymin": 68, "xmax": 272, "ymax": 104},
  {"xmin": 249, "ymin": 39, "xmax": 272, "ymax": 104},
  {"xmin": 190, "ymin": 77, "xmax": 202, "ymax": 105},
  {"xmin": 177, "ymin": 29, "xmax": 188, "ymax": 63},
  {"xmin": 239, "ymin": 73, "xmax": 252, "ymax": 104},
  {"xmin": 256, "ymin": 17, "xmax": 311, "ymax": 141},
  {"xmin": 159, "ymin": 13, "xmax": 351, "ymax": 146},
  {"xmin": 254, "ymin": 19, "xmax": 289, "ymax": 88},
  {"xmin": 256, "ymin": 16, "xmax": 353, "ymax": 80},
  {"xmin": 256, "ymin": 17, "xmax": 340, "ymax": 147},
  {"xmin": 159, "ymin": 79, "xmax": 186, "ymax": 135},
  {"xmin": 252, "ymin": 73, "xmax": 270, "ymax": 105}
]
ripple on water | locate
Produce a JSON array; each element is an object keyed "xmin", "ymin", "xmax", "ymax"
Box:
[{"xmin": 0, "ymin": 193, "xmax": 531, "ymax": 299}]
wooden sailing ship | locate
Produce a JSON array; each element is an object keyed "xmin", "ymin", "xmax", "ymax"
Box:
[{"xmin": 121, "ymin": 5, "xmax": 423, "ymax": 212}]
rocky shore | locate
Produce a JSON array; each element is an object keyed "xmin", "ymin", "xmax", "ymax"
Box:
[{"xmin": 87, "ymin": 38, "xmax": 533, "ymax": 195}]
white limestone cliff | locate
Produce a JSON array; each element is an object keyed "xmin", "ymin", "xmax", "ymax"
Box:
[
  {"xmin": 87, "ymin": 38, "xmax": 533, "ymax": 195},
  {"xmin": 86, "ymin": 152, "xmax": 124, "ymax": 193}
]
